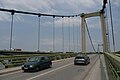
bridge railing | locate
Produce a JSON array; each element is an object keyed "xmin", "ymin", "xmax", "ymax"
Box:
[
  {"xmin": 0, "ymin": 53, "xmax": 76, "ymax": 68},
  {"xmin": 104, "ymin": 52, "xmax": 120, "ymax": 80}
]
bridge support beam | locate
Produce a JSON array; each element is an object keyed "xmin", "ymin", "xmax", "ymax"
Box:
[
  {"xmin": 81, "ymin": 14, "xmax": 86, "ymax": 53},
  {"xmin": 80, "ymin": 11, "xmax": 108, "ymax": 53},
  {"xmin": 100, "ymin": 11, "xmax": 108, "ymax": 52}
]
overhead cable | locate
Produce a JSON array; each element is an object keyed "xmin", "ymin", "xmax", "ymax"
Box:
[
  {"xmin": 108, "ymin": 0, "xmax": 115, "ymax": 52},
  {"xmin": 0, "ymin": 8, "xmax": 79, "ymax": 18},
  {"xmin": 84, "ymin": 20, "xmax": 96, "ymax": 52}
]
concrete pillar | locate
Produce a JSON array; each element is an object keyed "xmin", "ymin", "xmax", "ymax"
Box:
[
  {"xmin": 81, "ymin": 14, "xmax": 86, "ymax": 53},
  {"xmin": 100, "ymin": 11, "xmax": 108, "ymax": 52}
]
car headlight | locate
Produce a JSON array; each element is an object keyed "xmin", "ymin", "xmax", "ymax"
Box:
[
  {"xmin": 29, "ymin": 65, "xmax": 33, "ymax": 67},
  {"xmin": 21, "ymin": 65, "xmax": 24, "ymax": 67}
]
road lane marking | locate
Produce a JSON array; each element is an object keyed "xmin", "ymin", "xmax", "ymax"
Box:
[
  {"xmin": 0, "ymin": 70, "xmax": 22, "ymax": 77},
  {"xmin": 82, "ymin": 55, "xmax": 99, "ymax": 80},
  {"xmin": 0, "ymin": 58, "xmax": 73, "ymax": 77},
  {"xmin": 26, "ymin": 63, "xmax": 73, "ymax": 80}
]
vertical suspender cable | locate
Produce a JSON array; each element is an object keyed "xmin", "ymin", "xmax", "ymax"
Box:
[
  {"xmin": 73, "ymin": 16, "xmax": 75, "ymax": 53},
  {"xmin": 10, "ymin": 11, "xmax": 14, "ymax": 52},
  {"xmin": 105, "ymin": 8, "xmax": 111, "ymax": 52},
  {"xmin": 53, "ymin": 16, "xmax": 55, "ymax": 52},
  {"xmin": 62, "ymin": 16, "xmax": 64, "ymax": 53},
  {"xmin": 79, "ymin": 17, "xmax": 81, "ymax": 52},
  {"xmin": 37, "ymin": 14, "xmax": 41, "ymax": 52},
  {"xmin": 76, "ymin": 16, "xmax": 79, "ymax": 53},
  {"xmin": 109, "ymin": 0, "xmax": 115, "ymax": 52},
  {"xmin": 68, "ymin": 17, "xmax": 70, "ymax": 52}
]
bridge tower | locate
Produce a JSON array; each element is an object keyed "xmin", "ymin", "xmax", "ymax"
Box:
[{"xmin": 81, "ymin": 10, "xmax": 109, "ymax": 53}]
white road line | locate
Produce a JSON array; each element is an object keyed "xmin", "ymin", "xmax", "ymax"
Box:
[
  {"xmin": 0, "ymin": 58, "xmax": 73, "ymax": 77},
  {"xmin": 0, "ymin": 70, "xmax": 22, "ymax": 77},
  {"xmin": 26, "ymin": 63, "xmax": 73, "ymax": 80}
]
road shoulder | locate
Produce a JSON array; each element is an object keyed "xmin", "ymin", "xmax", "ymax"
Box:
[{"xmin": 84, "ymin": 54, "xmax": 109, "ymax": 80}]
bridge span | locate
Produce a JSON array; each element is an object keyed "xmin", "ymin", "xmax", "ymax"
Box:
[
  {"xmin": 0, "ymin": 0, "xmax": 120, "ymax": 80},
  {"xmin": 0, "ymin": 54, "xmax": 109, "ymax": 80}
]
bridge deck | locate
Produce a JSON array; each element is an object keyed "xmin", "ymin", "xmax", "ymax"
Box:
[{"xmin": 0, "ymin": 54, "xmax": 108, "ymax": 80}]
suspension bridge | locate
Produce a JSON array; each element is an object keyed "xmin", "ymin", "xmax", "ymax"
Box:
[{"xmin": 0, "ymin": 0, "xmax": 120, "ymax": 80}]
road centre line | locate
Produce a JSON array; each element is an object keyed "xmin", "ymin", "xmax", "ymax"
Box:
[{"xmin": 26, "ymin": 63, "xmax": 73, "ymax": 80}]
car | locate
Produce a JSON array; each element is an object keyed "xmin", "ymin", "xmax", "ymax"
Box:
[
  {"xmin": 74, "ymin": 54, "xmax": 90, "ymax": 65},
  {"xmin": 22, "ymin": 56, "xmax": 52, "ymax": 72}
]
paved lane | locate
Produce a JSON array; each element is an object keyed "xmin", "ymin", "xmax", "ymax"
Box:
[
  {"xmin": 0, "ymin": 54, "xmax": 98, "ymax": 80},
  {"xmin": 84, "ymin": 54, "xmax": 109, "ymax": 80},
  {"xmin": 31, "ymin": 63, "xmax": 85, "ymax": 80}
]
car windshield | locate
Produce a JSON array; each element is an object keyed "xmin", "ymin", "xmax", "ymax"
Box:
[
  {"xmin": 75, "ymin": 57, "xmax": 85, "ymax": 59},
  {"xmin": 28, "ymin": 57, "xmax": 41, "ymax": 62}
]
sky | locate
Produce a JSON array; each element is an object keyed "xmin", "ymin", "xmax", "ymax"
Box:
[{"xmin": 0, "ymin": 0, "xmax": 120, "ymax": 52}]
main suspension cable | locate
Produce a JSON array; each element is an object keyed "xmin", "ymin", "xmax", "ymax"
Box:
[
  {"xmin": 108, "ymin": 0, "xmax": 115, "ymax": 52},
  {"xmin": 84, "ymin": 20, "xmax": 96, "ymax": 52},
  {"xmin": 0, "ymin": 8, "xmax": 79, "ymax": 18}
]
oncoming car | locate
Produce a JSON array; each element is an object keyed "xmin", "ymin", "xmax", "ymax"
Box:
[
  {"xmin": 22, "ymin": 56, "xmax": 52, "ymax": 72},
  {"xmin": 74, "ymin": 54, "xmax": 90, "ymax": 65}
]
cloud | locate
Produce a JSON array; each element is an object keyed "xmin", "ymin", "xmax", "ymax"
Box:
[
  {"xmin": 42, "ymin": 17, "xmax": 81, "ymax": 28},
  {"xmin": 0, "ymin": 12, "xmax": 11, "ymax": 21},
  {"xmin": 0, "ymin": 36, "xmax": 10, "ymax": 49},
  {"xmin": 0, "ymin": 0, "xmax": 103, "ymax": 28},
  {"xmin": 112, "ymin": 0, "xmax": 120, "ymax": 7},
  {"xmin": 86, "ymin": 17, "xmax": 101, "ymax": 29},
  {"xmin": 0, "ymin": 0, "xmax": 57, "ymax": 21},
  {"xmin": 0, "ymin": 0, "xmax": 56, "ymax": 12},
  {"xmin": 0, "ymin": 36, "xmax": 9, "ymax": 44},
  {"xmin": 0, "ymin": 0, "xmax": 103, "ymax": 21},
  {"xmin": 0, "ymin": 0, "xmax": 119, "ymax": 51},
  {"xmin": 41, "ymin": 37, "xmax": 63, "ymax": 46}
]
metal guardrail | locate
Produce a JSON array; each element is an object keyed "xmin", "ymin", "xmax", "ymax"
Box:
[
  {"xmin": 0, "ymin": 53, "xmax": 76, "ymax": 68},
  {"xmin": 0, "ymin": 52, "xmax": 97, "ymax": 68},
  {"xmin": 115, "ymin": 54, "xmax": 120, "ymax": 57},
  {"xmin": 104, "ymin": 52, "xmax": 120, "ymax": 80}
]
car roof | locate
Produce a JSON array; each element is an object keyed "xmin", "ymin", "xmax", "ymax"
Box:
[
  {"xmin": 30, "ymin": 56, "xmax": 47, "ymax": 58},
  {"xmin": 76, "ymin": 54, "xmax": 87, "ymax": 57}
]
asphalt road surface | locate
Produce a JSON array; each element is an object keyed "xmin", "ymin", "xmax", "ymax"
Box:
[{"xmin": 0, "ymin": 54, "xmax": 98, "ymax": 80}]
